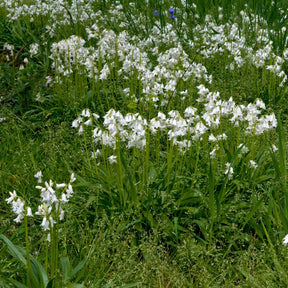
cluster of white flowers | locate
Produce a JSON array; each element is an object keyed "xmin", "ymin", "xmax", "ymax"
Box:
[
  {"xmin": 29, "ymin": 43, "xmax": 39, "ymax": 57},
  {"xmin": 1, "ymin": 0, "xmax": 98, "ymax": 27},
  {"xmin": 190, "ymin": 8, "xmax": 288, "ymax": 85},
  {"xmin": 3, "ymin": 42, "xmax": 31, "ymax": 71},
  {"xmin": 3, "ymin": 42, "xmax": 14, "ymax": 61},
  {"xmin": 6, "ymin": 191, "xmax": 33, "ymax": 223},
  {"xmin": 6, "ymin": 173, "xmax": 76, "ymax": 241},
  {"xmin": 45, "ymin": 2, "xmax": 288, "ymax": 108},
  {"xmin": 4, "ymin": 1, "xmax": 287, "ymax": 104},
  {"xmin": 50, "ymin": 36, "xmax": 92, "ymax": 79},
  {"xmin": 73, "ymin": 109, "xmax": 148, "ymax": 150},
  {"xmin": 50, "ymin": 25, "xmax": 211, "ymax": 106},
  {"xmin": 73, "ymin": 83, "xmax": 277, "ymax": 158}
]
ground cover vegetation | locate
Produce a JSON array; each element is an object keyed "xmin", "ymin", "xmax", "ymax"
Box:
[{"xmin": 1, "ymin": 0, "xmax": 288, "ymax": 286}]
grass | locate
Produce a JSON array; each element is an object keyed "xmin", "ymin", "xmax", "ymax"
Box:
[{"xmin": 1, "ymin": 0, "xmax": 288, "ymax": 287}]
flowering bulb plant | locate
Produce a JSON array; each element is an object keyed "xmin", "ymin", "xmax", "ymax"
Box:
[
  {"xmin": 2, "ymin": 173, "xmax": 82, "ymax": 287},
  {"xmin": 6, "ymin": 173, "xmax": 76, "ymax": 241}
]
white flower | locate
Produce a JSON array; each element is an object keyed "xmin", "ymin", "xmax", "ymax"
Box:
[
  {"xmin": 66, "ymin": 184, "xmax": 74, "ymax": 198},
  {"xmin": 56, "ymin": 183, "xmax": 66, "ymax": 189},
  {"xmin": 41, "ymin": 217, "xmax": 50, "ymax": 231},
  {"xmin": 72, "ymin": 117, "xmax": 82, "ymax": 128},
  {"xmin": 99, "ymin": 64, "xmax": 110, "ymax": 80},
  {"xmin": 45, "ymin": 76, "xmax": 52, "ymax": 87},
  {"xmin": 238, "ymin": 144, "xmax": 249, "ymax": 154},
  {"xmin": 84, "ymin": 119, "xmax": 92, "ymax": 126},
  {"xmin": 283, "ymin": 234, "xmax": 288, "ymax": 246},
  {"xmin": 12, "ymin": 198, "xmax": 25, "ymax": 215},
  {"xmin": 210, "ymin": 145, "xmax": 219, "ymax": 159},
  {"xmin": 60, "ymin": 193, "xmax": 69, "ymax": 203},
  {"xmin": 81, "ymin": 109, "xmax": 91, "ymax": 118},
  {"xmin": 249, "ymin": 160, "xmax": 258, "ymax": 169},
  {"xmin": 35, "ymin": 93, "xmax": 42, "ymax": 102},
  {"xmin": 78, "ymin": 125, "xmax": 84, "ymax": 135},
  {"xmin": 6, "ymin": 190, "xmax": 17, "ymax": 204},
  {"xmin": 49, "ymin": 216, "xmax": 55, "ymax": 228},
  {"xmin": 70, "ymin": 173, "xmax": 76, "ymax": 183},
  {"xmin": 35, "ymin": 204, "xmax": 46, "ymax": 216},
  {"xmin": 272, "ymin": 144, "xmax": 278, "ymax": 152},
  {"xmin": 34, "ymin": 171, "xmax": 43, "ymax": 183},
  {"xmin": 26, "ymin": 207, "xmax": 33, "ymax": 217},
  {"xmin": 91, "ymin": 149, "xmax": 101, "ymax": 159},
  {"xmin": 93, "ymin": 113, "xmax": 100, "ymax": 120},
  {"xmin": 217, "ymin": 133, "xmax": 227, "ymax": 141},
  {"xmin": 59, "ymin": 210, "xmax": 65, "ymax": 221},
  {"xmin": 208, "ymin": 134, "xmax": 217, "ymax": 142},
  {"xmin": 14, "ymin": 214, "xmax": 24, "ymax": 223},
  {"xmin": 255, "ymin": 99, "xmax": 266, "ymax": 109},
  {"xmin": 224, "ymin": 162, "xmax": 234, "ymax": 179},
  {"xmin": 108, "ymin": 155, "xmax": 117, "ymax": 164}
]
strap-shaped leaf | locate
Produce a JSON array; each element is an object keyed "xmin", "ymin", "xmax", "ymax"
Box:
[
  {"xmin": 0, "ymin": 234, "xmax": 27, "ymax": 266},
  {"xmin": 17, "ymin": 245, "xmax": 49, "ymax": 288},
  {"xmin": 61, "ymin": 256, "xmax": 72, "ymax": 282},
  {"xmin": 71, "ymin": 259, "xmax": 87, "ymax": 278},
  {"xmin": 6, "ymin": 278, "xmax": 27, "ymax": 288}
]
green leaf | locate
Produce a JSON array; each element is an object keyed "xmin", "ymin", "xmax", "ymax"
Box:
[
  {"xmin": 46, "ymin": 278, "xmax": 54, "ymax": 288},
  {"xmin": 61, "ymin": 256, "xmax": 72, "ymax": 282},
  {"xmin": 270, "ymin": 149, "xmax": 281, "ymax": 179},
  {"xmin": 241, "ymin": 197, "xmax": 264, "ymax": 230},
  {"xmin": 65, "ymin": 284, "xmax": 85, "ymax": 288},
  {"xmin": 71, "ymin": 259, "xmax": 87, "ymax": 278},
  {"xmin": 0, "ymin": 234, "xmax": 47, "ymax": 287},
  {"xmin": 0, "ymin": 234, "xmax": 27, "ymax": 266},
  {"xmin": 17, "ymin": 246, "xmax": 48, "ymax": 288},
  {"xmin": 7, "ymin": 279, "xmax": 27, "ymax": 288},
  {"xmin": 127, "ymin": 101, "xmax": 137, "ymax": 109}
]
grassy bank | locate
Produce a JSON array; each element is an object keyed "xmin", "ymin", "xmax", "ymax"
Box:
[{"xmin": 1, "ymin": 0, "xmax": 288, "ymax": 287}]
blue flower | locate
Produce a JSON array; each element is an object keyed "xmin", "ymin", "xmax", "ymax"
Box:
[
  {"xmin": 170, "ymin": 14, "xmax": 176, "ymax": 20},
  {"xmin": 154, "ymin": 10, "xmax": 159, "ymax": 16},
  {"xmin": 168, "ymin": 8, "xmax": 175, "ymax": 15}
]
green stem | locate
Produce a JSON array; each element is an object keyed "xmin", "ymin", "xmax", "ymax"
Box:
[
  {"xmin": 145, "ymin": 130, "xmax": 150, "ymax": 192},
  {"xmin": 83, "ymin": 129, "xmax": 92, "ymax": 171},
  {"xmin": 167, "ymin": 139, "xmax": 173, "ymax": 193},
  {"xmin": 90, "ymin": 113, "xmax": 99, "ymax": 175},
  {"xmin": 50, "ymin": 214, "xmax": 56, "ymax": 287},
  {"xmin": 116, "ymin": 141, "xmax": 124, "ymax": 207},
  {"xmin": 45, "ymin": 241, "xmax": 48, "ymax": 273},
  {"xmin": 24, "ymin": 212, "xmax": 31, "ymax": 288},
  {"xmin": 193, "ymin": 141, "xmax": 200, "ymax": 180},
  {"xmin": 54, "ymin": 204, "xmax": 61, "ymax": 286}
]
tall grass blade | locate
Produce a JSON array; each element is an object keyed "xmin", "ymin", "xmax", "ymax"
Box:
[{"xmin": 261, "ymin": 220, "xmax": 288, "ymax": 284}]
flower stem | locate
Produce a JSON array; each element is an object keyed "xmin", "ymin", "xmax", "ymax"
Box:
[{"xmin": 24, "ymin": 212, "xmax": 31, "ymax": 287}]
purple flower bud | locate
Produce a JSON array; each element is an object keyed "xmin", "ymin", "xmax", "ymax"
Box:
[
  {"xmin": 168, "ymin": 8, "xmax": 175, "ymax": 14},
  {"xmin": 154, "ymin": 10, "xmax": 159, "ymax": 16},
  {"xmin": 170, "ymin": 14, "xmax": 176, "ymax": 20}
]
